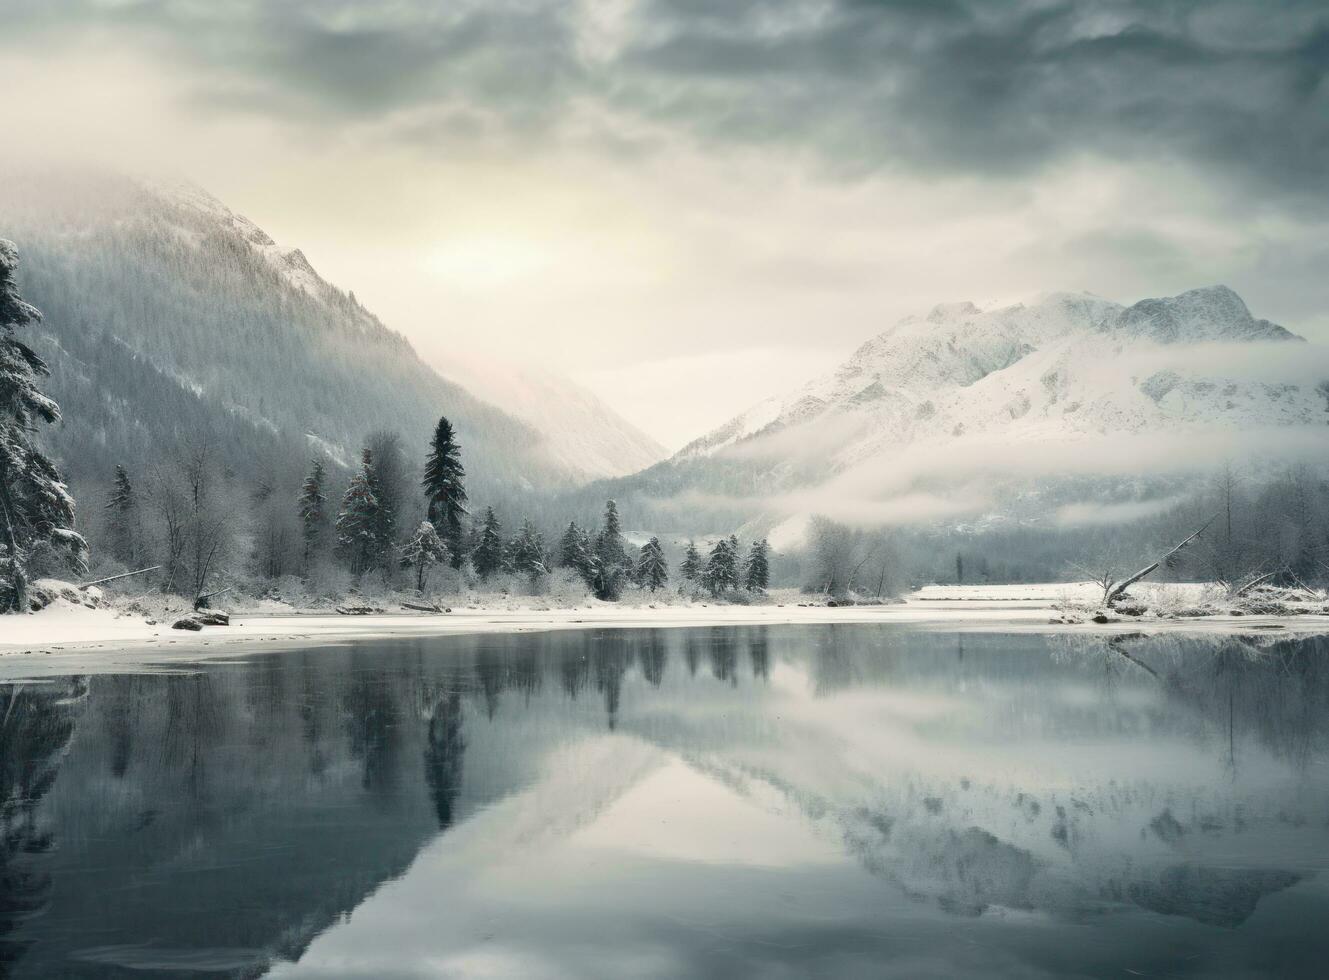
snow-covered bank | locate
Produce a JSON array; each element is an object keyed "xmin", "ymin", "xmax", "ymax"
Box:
[{"xmin": 3, "ymin": 583, "xmax": 1328, "ymax": 680}]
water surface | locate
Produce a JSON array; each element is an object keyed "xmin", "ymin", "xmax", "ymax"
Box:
[{"xmin": 3, "ymin": 626, "xmax": 1328, "ymax": 977}]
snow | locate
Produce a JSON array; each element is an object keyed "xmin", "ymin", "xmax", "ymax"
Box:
[
  {"xmin": 3, "ymin": 584, "xmax": 1325, "ymax": 679},
  {"xmin": 685, "ymin": 288, "xmax": 1315, "ymax": 468}
]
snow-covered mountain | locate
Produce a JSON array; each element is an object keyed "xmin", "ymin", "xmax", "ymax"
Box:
[
  {"xmin": 436, "ymin": 356, "xmax": 665, "ymax": 481},
  {"xmin": 679, "ymin": 288, "xmax": 1312, "ymax": 461},
  {"xmin": 597, "ymin": 287, "xmax": 1326, "ymax": 539},
  {"xmin": 0, "ymin": 168, "xmax": 656, "ymax": 498}
]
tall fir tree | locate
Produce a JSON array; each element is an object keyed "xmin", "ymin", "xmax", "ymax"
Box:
[
  {"xmin": 588, "ymin": 499, "xmax": 631, "ymax": 600},
  {"xmin": 335, "ymin": 449, "xmax": 381, "ymax": 576},
  {"xmin": 422, "ymin": 416, "xmax": 468, "ymax": 568},
  {"xmin": 744, "ymin": 539, "xmax": 771, "ymax": 591},
  {"xmin": 635, "ymin": 537, "xmax": 669, "ymax": 592},
  {"xmin": 0, "ymin": 240, "xmax": 86, "ymax": 611},
  {"xmin": 679, "ymin": 540, "xmax": 702, "ymax": 584},
  {"xmin": 559, "ymin": 521, "xmax": 586, "ymax": 568},
  {"xmin": 104, "ymin": 464, "xmax": 139, "ymax": 567},
  {"xmin": 471, "ymin": 507, "xmax": 505, "ymax": 579},
  {"xmin": 297, "ymin": 458, "xmax": 328, "ymax": 572},
  {"xmin": 365, "ymin": 432, "xmax": 403, "ymax": 572},
  {"xmin": 594, "ymin": 499, "xmax": 629, "ymax": 573},
  {"xmin": 702, "ymin": 538, "xmax": 739, "ymax": 596}
]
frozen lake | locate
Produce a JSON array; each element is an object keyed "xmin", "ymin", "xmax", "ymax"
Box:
[{"xmin": 3, "ymin": 625, "xmax": 1328, "ymax": 977}]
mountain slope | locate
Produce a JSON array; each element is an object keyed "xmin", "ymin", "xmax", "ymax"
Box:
[
  {"xmin": 590, "ymin": 287, "xmax": 1328, "ymax": 537},
  {"xmin": 0, "ymin": 169, "xmax": 632, "ymax": 503},
  {"xmin": 434, "ymin": 356, "xmax": 665, "ymax": 480}
]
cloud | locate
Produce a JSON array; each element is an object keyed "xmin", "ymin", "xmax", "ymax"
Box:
[
  {"xmin": 4, "ymin": 0, "xmax": 1329, "ymax": 206},
  {"xmin": 661, "ymin": 424, "xmax": 1329, "ymax": 531},
  {"xmin": 1054, "ymin": 496, "xmax": 1191, "ymax": 527}
]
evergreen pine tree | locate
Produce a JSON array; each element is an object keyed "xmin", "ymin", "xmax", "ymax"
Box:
[
  {"xmin": 336, "ymin": 449, "xmax": 381, "ymax": 576},
  {"xmin": 594, "ymin": 499, "xmax": 629, "ymax": 574},
  {"xmin": 471, "ymin": 507, "xmax": 505, "ymax": 579},
  {"xmin": 0, "ymin": 240, "xmax": 86, "ymax": 611},
  {"xmin": 680, "ymin": 540, "xmax": 702, "ymax": 583},
  {"xmin": 588, "ymin": 500, "xmax": 631, "ymax": 600},
  {"xmin": 702, "ymin": 538, "xmax": 738, "ymax": 597},
  {"xmin": 635, "ymin": 537, "xmax": 669, "ymax": 592},
  {"xmin": 364, "ymin": 432, "xmax": 403, "ymax": 572},
  {"xmin": 744, "ymin": 539, "xmax": 771, "ymax": 591},
  {"xmin": 559, "ymin": 521, "xmax": 585, "ymax": 568},
  {"xmin": 422, "ymin": 416, "xmax": 468, "ymax": 568},
  {"xmin": 297, "ymin": 458, "xmax": 328, "ymax": 571},
  {"xmin": 104, "ymin": 464, "xmax": 139, "ymax": 566},
  {"xmin": 401, "ymin": 521, "xmax": 450, "ymax": 593}
]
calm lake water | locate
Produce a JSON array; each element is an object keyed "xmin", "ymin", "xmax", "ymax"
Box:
[{"xmin": 3, "ymin": 625, "xmax": 1329, "ymax": 978}]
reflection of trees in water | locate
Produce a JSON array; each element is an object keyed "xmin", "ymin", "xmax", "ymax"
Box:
[
  {"xmin": 560, "ymin": 643, "xmax": 589, "ymax": 700},
  {"xmin": 1063, "ymin": 632, "xmax": 1329, "ymax": 771},
  {"xmin": 340, "ymin": 655, "xmax": 404, "ymax": 800},
  {"xmin": 424, "ymin": 693, "xmax": 465, "ymax": 829},
  {"xmin": 683, "ymin": 635, "xmax": 701, "ymax": 677},
  {"xmin": 163, "ymin": 672, "xmax": 225, "ymax": 806},
  {"xmin": 0, "ymin": 679, "xmax": 85, "ymax": 969},
  {"xmin": 708, "ymin": 628, "xmax": 738, "ymax": 685},
  {"xmin": 748, "ymin": 628, "xmax": 770, "ymax": 681},
  {"xmin": 640, "ymin": 634, "xmax": 667, "ymax": 688},
  {"xmin": 593, "ymin": 639, "xmax": 628, "ymax": 730}
]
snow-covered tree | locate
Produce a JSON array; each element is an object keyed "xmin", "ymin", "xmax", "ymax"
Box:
[
  {"xmin": 679, "ymin": 540, "xmax": 702, "ymax": 584},
  {"xmin": 509, "ymin": 519, "xmax": 548, "ymax": 578},
  {"xmin": 744, "ymin": 539, "xmax": 771, "ymax": 591},
  {"xmin": 401, "ymin": 521, "xmax": 450, "ymax": 593},
  {"xmin": 104, "ymin": 464, "xmax": 139, "ymax": 567},
  {"xmin": 559, "ymin": 521, "xmax": 588, "ymax": 569},
  {"xmin": 422, "ymin": 416, "xmax": 467, "ymax": 568},
  {"xmin": 635, "ymin": 537, "xmax": 669, "ymax": 592},
  {"xmin": 336, "ymin": 449, "xmax": 381, "ymax": 576},
  {"xmin": 471, "ymin": 507, "xmax": 505, "ymax": 579},
  {"xmin": 0, "ymin": 240, "xmax": 86, "ymax": 611},
  {"xmin": 297, "ymin": 458, "xmax": 328, "ymax": 571},
  {"xmin": 702, "ymin": 538, "xmax": 739, "ymax": 596}
]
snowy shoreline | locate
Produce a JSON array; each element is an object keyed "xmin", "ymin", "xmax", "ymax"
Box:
[{"xmin": 3, "ymin": 583, "xmax": 1328, "ymax": 680}]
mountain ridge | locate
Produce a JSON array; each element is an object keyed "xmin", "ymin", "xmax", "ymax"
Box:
[{"xmin": 581, "ymin": 285, "xmax": 1326, "ymax": 540}]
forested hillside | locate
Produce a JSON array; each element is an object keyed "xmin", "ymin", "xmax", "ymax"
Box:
[{"xmin": 0, "ymin": 170, "xmax": 557, "ymax": 502}]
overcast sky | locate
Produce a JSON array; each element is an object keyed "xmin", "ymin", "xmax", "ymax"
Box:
[{"xmin": 4, "ymin": 0, "xmax": 1328, "ymax": 448}]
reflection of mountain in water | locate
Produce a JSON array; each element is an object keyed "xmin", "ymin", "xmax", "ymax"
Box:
[{"xmin": 1, "ymin": 628, "xmax": 1327, "ymax": 975}]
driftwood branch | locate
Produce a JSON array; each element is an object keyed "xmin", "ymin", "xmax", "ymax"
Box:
[
  {"xmin": 78, "ymin": 565, "xmax": 161, "ymax": 590},
  {"xmin": 1106, "ymin": 516, "xmax": 1216, "ymax": 606},
  {"xmin": 1232, "ymin": 570, "xmax": 1276, "ymax": 598},
  {"xmin": 401, "ymin": 600, "xmax": 442, "ymax": 613},
  {"xmin": 193, "ymin": 586, "xmax": 232, "ymax": 610}
]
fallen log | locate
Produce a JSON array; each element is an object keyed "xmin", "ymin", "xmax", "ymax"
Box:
[
  {"xmin": 336, "ymin": 605, "xmax": 385, "ymax": 616},
  {"xmin": 1107, "ymin": 516, "xmax": 1215, "ymax": 606},
  {"xmin": 78, "ymin": 566, "xmax": 161, "ymax": 590},
  {"xmin": 193, "ymin": 587, "xmax": 232, "ymax": 611}
]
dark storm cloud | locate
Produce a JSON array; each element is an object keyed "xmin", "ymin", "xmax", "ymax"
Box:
[{"xmin": 3, "ymin": 0, "xmax": 1327, "ymax": 199}]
